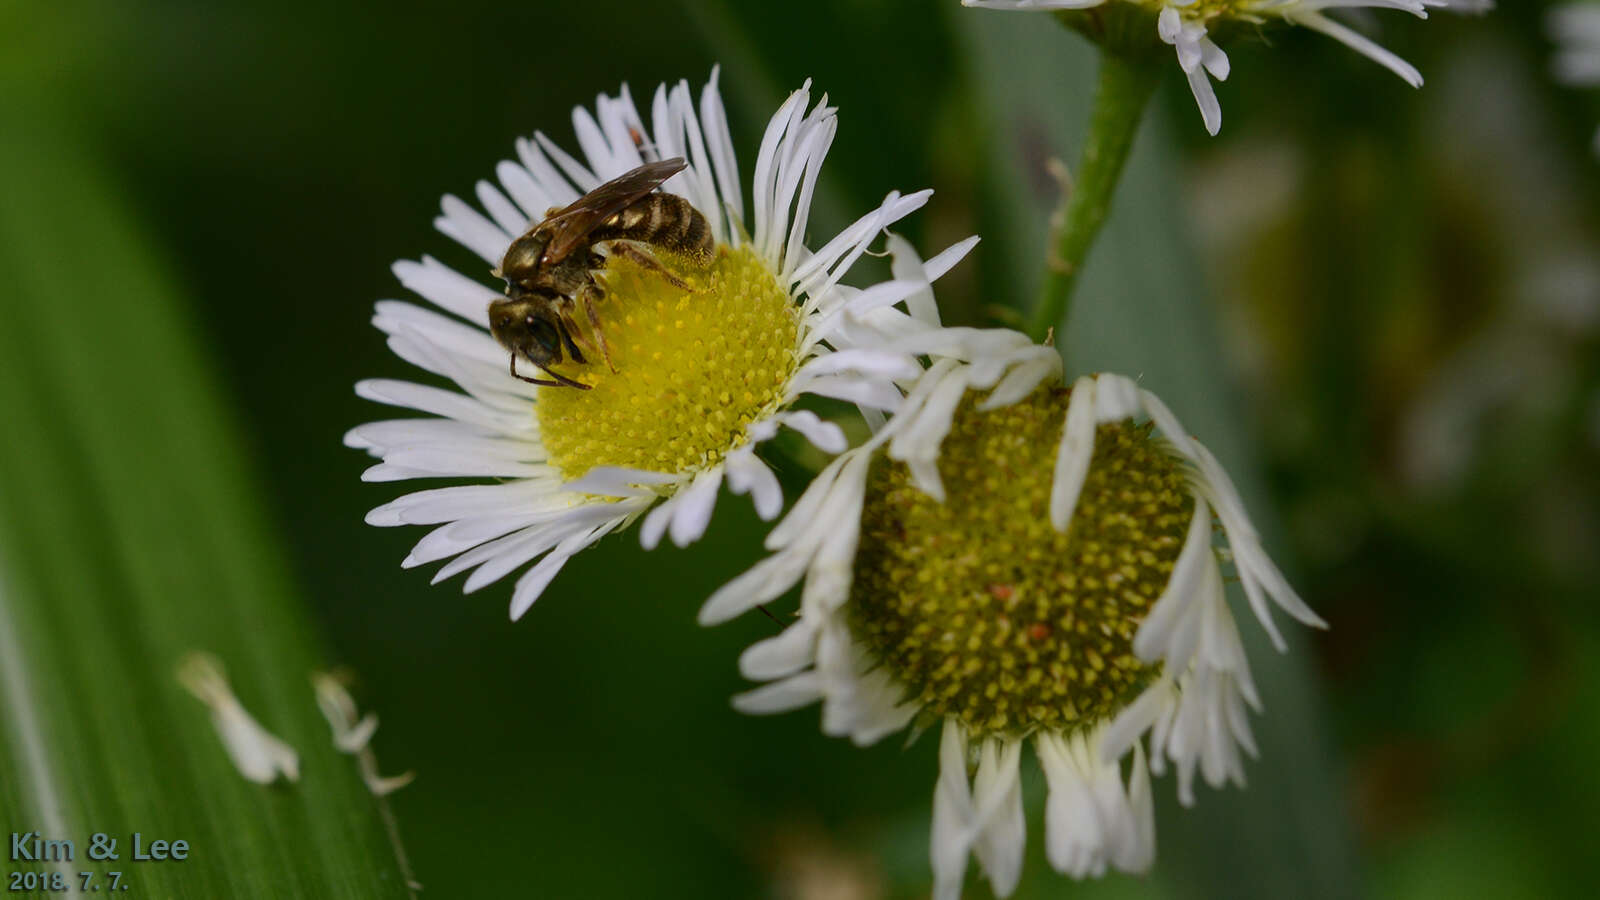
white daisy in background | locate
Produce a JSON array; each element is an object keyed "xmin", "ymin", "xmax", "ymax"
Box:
[
  {"xmin": 1549, "ymin": 2, "xmax": 1600, "ymax": 154},
  {"xmin": 348, "ymin": 69, "xmax": 981, "ymax": 620},
  {"xmin": 964, "ymin": 0, "xmax": 1490, "ymax": 134},
  {"xmin": 701, "ymin": 330, "xmax": 1327, "ymax": 897}
]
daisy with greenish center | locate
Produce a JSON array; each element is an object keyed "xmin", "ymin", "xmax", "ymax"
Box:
[
  {"xmin": 702, "ymin": 326, "xmax": 1325, "ymax": 897},
  {"xmin": 348, "ymin": 69, "xmax": 980, "ymax": 619},
  {"xmin": 852, "ymin": 397, "xmax": 1193, "ymax": 740},
  {"xmin": 964, "ymin": 0, "xmax": 1489, "ymax": 134}
]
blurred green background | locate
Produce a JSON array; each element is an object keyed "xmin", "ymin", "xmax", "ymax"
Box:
[{"xmin": 3, "ymin": 0, "xmax": 1598, "ymax": 897}]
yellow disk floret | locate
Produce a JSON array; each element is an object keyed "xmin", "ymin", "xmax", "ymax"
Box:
[
  {"xmin": 537, "ymin": 245, "xmax": 800, "ymax": 481},
  {"xmin": 850, "ymin": 385, "xmax": 1194, "ymax": 741}
]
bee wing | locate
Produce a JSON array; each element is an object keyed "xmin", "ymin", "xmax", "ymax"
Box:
[{"xmin": 541, "ymin": 158, "xmax": 689, "ymax": 264}]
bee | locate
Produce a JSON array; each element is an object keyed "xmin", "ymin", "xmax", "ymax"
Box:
[{"xmin": 489, "ymin": 157, "xmax": 714, "ymax": 389}]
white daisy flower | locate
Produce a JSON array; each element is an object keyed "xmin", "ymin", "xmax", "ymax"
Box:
[
  {"xmin": 964, "ymin": 0, "xmax": 1488, "ymax": 134},
  {"xmin": 701, "ymin": 338, "xmax": 1327, "ymax": 897},
  {"xmin": 1549, "ymin": 2, "xmax": 1600, "ymax": 154},
  {"xmin": 348, "ymin": 69, "xmax": 979, "ymax": 621}
]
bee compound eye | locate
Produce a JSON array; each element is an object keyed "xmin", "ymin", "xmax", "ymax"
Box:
[{"xmin": 528, "ymin": 318, "xmax": 561, "ymax": 354}]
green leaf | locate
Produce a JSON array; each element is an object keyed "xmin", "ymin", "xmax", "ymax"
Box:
[{"xmin": 0, "ymin": 102, "xmax": 413, "ymax": 898}]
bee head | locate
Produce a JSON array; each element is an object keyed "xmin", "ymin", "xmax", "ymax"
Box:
[{"xmin": 488, "ymin": 298, "xmax": 563, "ymax": 367}]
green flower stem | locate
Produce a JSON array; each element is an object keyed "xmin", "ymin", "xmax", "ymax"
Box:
[{"xmin": 1029, "ymin": 51, "xmax": 1161, "ymax": 343}]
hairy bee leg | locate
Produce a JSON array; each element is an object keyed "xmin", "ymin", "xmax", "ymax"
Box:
[
  {"xmin": 581, "ymin": 293, "xmax": 617, "ymax": 373},
  {"xmin": 509, "ymin": 354, "xmax": 590, "ymax": 390},
  {"xmin": 557, "ymin": 319, "xmax": 586, "ymax": 365},
  {"xmin": 557, "ymin": 305, "xmax": 613, "ymax": 374},
  {"xmin": 606, "ymin": 242, "xmax": 695, "ymax": 291}
]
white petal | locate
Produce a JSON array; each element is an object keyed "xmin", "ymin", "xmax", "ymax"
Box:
[
  {"xmin": 791, "ymin": 190, "xmax": 932, "ymax": 299},
  {"xmin": 793, "ymin": 374, "xmax": 907, "ymax": 412},
  {"xmin": 979, "ymin": 349, "xmax": 1061, "ymax": 411},
  {"xmin": 889, "ymin": 365, "xmax": 973, "ymax": 500},
  {"xmin": 508, "ymin": 521, "xmax": 618, "ymax": 620},
  {"xmin": 1158, "ymin": 7, "xmax": 1182, "ymax": 42},
  {"xmin": 1050, "ymin": 375, "xmax": 1099, "ymax": 531},
  {"xmin": 571, "ymin": 105, "xmax": 620, "ymax": 178},
  {"xmin": 724, "ymin": 448, "xmax": 784, "ymax": 520},
  {"xmin": 752, "ymin": 84, "xmax": 812, "ymax": 260},
  {"xmin": 1288, "ymin": 9, "xmax": 1424, "ymax": 87},
  {"xmin": 887, "ymin": 232, "xmax": 942, "ymax": 327},
  {"xmin": 534, "ymin": 131, "xmax": 598, "ymax": 192},
  {"xmin": 931, "ymin": 722, "xmax": 975, "ymax": 900},
  {"xmin": 794, "ymin": 348, "xmax": 923, "ymax": 384},
  {"xmin": 345, "ymin": 418, "xmax": 498, "ymax": 456},
  {"xmin": 1183, "ymin": 58, "xmax": 1224, "ymax": 135},
  {"xmin": 1099, "ymin": 680, "xmax": 1176, "ymax": 762},
  {"xmin": 639, "ymin": 495, "xmax": 676, "ymax": 551},
  {"xmin": 494, "ymin": 160, "xmax": 552, "ymax": 222},
  {"xmin": 562, "ymin": 466, "xmax": 680, "ymax": 498},
  {"xmin": 738, "ymin": 622, "xmax": 816, "ymax": 679},
  {"xmin": 839, "ymin": 666, "xmax": 917, "ymax": 745},
  {"xmin": 373, "ymin": 300, "xmax": 505, "ymax": 367},
  {"xmin": 475, "ymin": 179, "xmax": 529, "ymax": 236},
  {"xmin": 515, "ymin": 136, "xmax": 579, "ymax": 206},
  {"xmin": 732, "ymin": 673, "xmax": 823, "ymax": 713},
  {"xmin": 883, "ymin": 325, "xmax": 1035, "ymax": 363},
  {"xmin": 392, "ymin": 256, "xmax": 501, "ymax": 323},
  {"xmin": 779, "ymin": 410, "xmax": 849, "ymax": 454},
  {"xmin": 460, "ymin": 524, "xmax": 581, "ymax": 594},
  {"xmin": 669, "ymin": 468, "xmax": 724, "ymax": 547},
  {"xmin": 411, "ymin": 509, "xmax": 568, "ymax": 572},
  {"xmin": 1200, "ymin": 37, "xmax": 1230, "ymax": 81},
  {"xmin": 763, "ymin": 452, "xmax": 852, "ymax": 549},
  {"xmin": 435, "ymin": 194, "xmax": 511, "ymax": 264},
  {"xmin": 363, "ymin": 481, "xmax": 545, "ymax": 526},
  {"xmin": 776, "ymin": 112, "xmax": 838, "ymax": 276},
  {"xmin": 1132, "ymin": 496, "xmax": 1212, "ymax": 666},
  {"xmin": 699, "ymin": 546, "xmax": 811, "ymax": 625},
  {"xmin": 1091, "ymin": 372, "xmax": 1142, "ymax": 422},
  {"xmin": 1120, "ymin": 743, "xmax": 1156, "ymax": 873},
  {"xmin": 659, "ymin": 81, "xmax": 723, "ymax": 236},
  {"xmin": 699, "ymin": 67, "xmax": 744, "ymax": 228},
  {"xmin": 971, "ymin": 739, "xmax": 1026, "ymax": 897},
  {"xmin": 1038, "ymin": 733, "xmax": 1109, "ymax": 878}
]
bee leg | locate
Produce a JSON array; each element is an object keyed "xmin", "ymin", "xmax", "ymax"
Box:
[
  {"xmin": 558, "ymin": 319, "xmax": 587, "ymax": 365},
  {"xmin": 540, "ymin": 366, "xmax": 591, "ymax": 389},
  {"xmin": 607, "ymin": 242, "xmax": 694, "ymax": 291},
  {"xmin": 557, "ymin": 304, "xmax": 614, "ymax": 374},
  {"xmin": 510, "ymin": 354, "xmax": 590, "ymax": 390},
  {"xmin": 581, "ymin": 294, "xmax": 617, "ymax": 373}
]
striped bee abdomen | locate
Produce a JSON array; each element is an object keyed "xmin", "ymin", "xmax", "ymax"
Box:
[{"xmin": 603, "ymin": 193, "xmax": 714, "ymax": 259}]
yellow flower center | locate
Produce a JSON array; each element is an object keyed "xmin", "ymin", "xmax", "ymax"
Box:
[
  {"xmin": 537, "ymin": 245, "xmax": 799, "ymax": 481},
  {"xmin": 850, "ymin": 385, "xmax": 1194, "ymax": 741}
]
